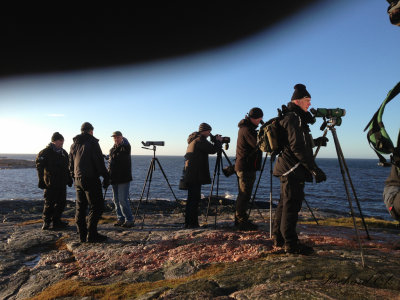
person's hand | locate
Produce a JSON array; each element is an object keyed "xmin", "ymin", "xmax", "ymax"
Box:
[
  {"xmin": 67, "ymin": 177, "xmax": 73, "ymax": 187},
  {"xmin": 215, "ymin": 134, "xmax": 223, "ymax": 142},
  {"xmin": 102, "ymin": 178, "xmax": 110, "ymax": 189},
  {"xmin": 311, "ymin": 168, "xmax": 326, "ymax": 183},
  {"xmin": 314, "ymin": 136, "xmax": 329, "ymax": 147},
  {"xmin": 38, "ymin": 179, "xmax": 46, "ymax": 189}
]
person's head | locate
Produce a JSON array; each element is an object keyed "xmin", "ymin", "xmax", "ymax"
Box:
[
  {"xmin": 111, "ymin": 131, "xmax": 123, "ymax": 145},
  {"xmin": 81, "ymin": 122, "xmax": 94, "ymax": 135},
  {"xmin": 198, "ymin": 122, "xmax": 212, "ymax": 137},
  {"xmin": 291, "ymin": 83, "xmax": 311, "ymax": 112},
  {"xmin": 248, "ymin": 107, "xmax": 263, "ymax": 126},
  {"xmin": 51, "ymin": 132, "xmax": 64, "ymax": 148}
]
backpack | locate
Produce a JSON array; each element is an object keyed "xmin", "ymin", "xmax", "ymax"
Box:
[
  {"xmin": 257, "ymin": 107, "xmax": 286, "ymax": 155},
  {"xmin": 364, "ymin": 81, "xmax": 400, "ymax": 167}
]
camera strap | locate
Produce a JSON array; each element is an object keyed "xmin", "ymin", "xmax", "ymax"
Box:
[{"xmin": 364, "ymin": 81, "xmax": 400, "ymax": 167}]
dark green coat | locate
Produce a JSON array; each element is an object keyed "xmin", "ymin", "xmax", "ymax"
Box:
[
  {"xmin": 36, "ymin": 144, "xmax": 71, "ymax": 188},
  {"xmin": 184, "ymin": 132, "xmax": 221, "ymax": 185}
]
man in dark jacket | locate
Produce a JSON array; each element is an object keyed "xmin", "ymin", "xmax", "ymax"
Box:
[
  {"xmin": 69, "ymin": 122, "xmax": 110, "ymax": 243},
  {"xmin": 183, "ymin": 123, "xmax": 222, "ymax": 228},
  {"xmin": 383, "ymin": 163, "xmax": 400, "ymax": 222},
  {"xmin": 36, "ymin": 132, "xmax": 72, "ymax": 230},
  {"xmin": 234, "ymin": 107, "xmax": 263, "ymax": 230},
  {"xmin": 109, "ymin": 131, "xmax": 133, "ymax": 227},
  {"xmin": 272, "ymin": 84, "xmax": 327, "ymax": 255}
]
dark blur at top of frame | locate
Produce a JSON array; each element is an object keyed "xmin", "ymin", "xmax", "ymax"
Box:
[{"xmin": 0, "ymin": 2, "xmax": 325, "ymax": 78}]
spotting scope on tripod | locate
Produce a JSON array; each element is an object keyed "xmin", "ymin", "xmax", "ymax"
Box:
[
  {"xmin": 133, "ymin": 141, "xmax": 180, "ymax": 228},
  {"xmin": 311, "ymin": 107, "xmax": 369, "ymax": 267}
]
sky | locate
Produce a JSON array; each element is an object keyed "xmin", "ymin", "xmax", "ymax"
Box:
[{"xmin": 0, "ymin": 1, "xmax": 399, "ymax": 159}]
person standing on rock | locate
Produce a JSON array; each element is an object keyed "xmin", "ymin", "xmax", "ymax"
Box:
[
  {"xmin": 108, "ymin": 131, "xmax": 134, "ymax": 228},
  {"xmin": 272, "ymin": 84, "xmax": 327, "ymax": 255},
  {"xmin": 69, "ymin": 122, "xmax": 110, "ymax": 243},
  {"xmin": 183, "ymin": 123, "xmax": 222, "ymax": 228},
  {"xmin": 36, "ymin": 132, "xmax": 73, "ymax": 230},
  {"xmin": 234, "ymin": 107, "xmax": 263, "ymax": 231}
]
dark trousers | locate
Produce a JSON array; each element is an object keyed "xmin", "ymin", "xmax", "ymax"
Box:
[
  {"xmin": 235, "ymin": 170, "xmax": 256, "ymax": 222},
  {"xmin": 272, "ymin": 175, "xmax": 305, "ymax": 246},
  {"xmin": 185, "ymin": 183, "xmax": 201, "ymax": 226},
  {"xmin": 74, "ymin": 177, "xmax": 104, "ymax": 239},
  {"xmin": 43, "ymin": 187, "xmax": 67, "ymax": 223}
]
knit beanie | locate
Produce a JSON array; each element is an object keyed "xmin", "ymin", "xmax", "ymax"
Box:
[
  {"xmin": 248, "ymin": 107, "xmax": 263, "ymax": 119},
  {"xmin": 291, "ymin": 83, "xmax": 311, "ymax": 100},
  {"xmin": 51, "ymin": 132, "xmax": 64, "ymax": 142},
  {"xmin": 81, "ymin": 122, "xmax": 94, "ymax": 133},
  {"xmin": 199, "ymin": 123, "xmax": 212, "ymax": 132}
]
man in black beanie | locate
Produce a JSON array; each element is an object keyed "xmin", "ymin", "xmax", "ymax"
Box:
[
  {"xmin": 183, "ymin": 123, "xmax": 222, "ymax": 228},
  {"xmin": 272, "ymin": 84, "xmax": 327, "ymax": 254},
  {"xmin": 234, "ymin": 107, "xmax": 263, "ymax": 230},
  {"xmin": 36, "ymin": 132, "xmax": 72, "ymax": 230},
  {"xmin": 69, "ymin": 122, "xmax": 110, "ymax": 242}
]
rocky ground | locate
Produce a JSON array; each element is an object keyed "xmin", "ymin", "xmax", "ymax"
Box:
[{"xmin": 1, "ymin": 198, "xmax": 400, "ymax": 300}]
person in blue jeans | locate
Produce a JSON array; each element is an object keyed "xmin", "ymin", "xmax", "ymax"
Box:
[{"xmin": 109, "ymin": 131, "xmax": 134, "ymax": 227}]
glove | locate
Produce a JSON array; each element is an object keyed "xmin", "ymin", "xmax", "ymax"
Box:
[
  {"xmin": 314, "ymin": 136, "xmax": 329, "ymax": 147},
  {"xmin": 102, "ymin": 177, "xmax": 110, "ymax": 189},
  {"xmin": 67, "ymin": 177, "xmax": 73, "ymax": 187},
  {"xmin": 311, "ymin": 167, "xmax": 326, "ymax": 183},
  {"xmin": 38, "ymin": 179, "xmax": 46, "ymax": 189}
]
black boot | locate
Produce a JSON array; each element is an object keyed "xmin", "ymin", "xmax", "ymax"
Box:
[
  {"xmin": 53, "ymin": 219, "xmax": 68, "ymax": 230},
  {"xmin": 42, "ymin": 222, "xmax": 51, "ymax": 230},
  {"xmin": 87, "ymin": 232, "xmax": 108, "ymax": 243}
]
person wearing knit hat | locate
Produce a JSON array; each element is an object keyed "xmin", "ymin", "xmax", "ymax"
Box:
[
  {"xmin": 272, "ymin": 83, "xmax": 327, "ymax": 255},
  {"xmin": 234, "ymin": 107, "xmax": 263, "ymax": 231},
  {"xmin": 35, "ymin": 132, "xmax": 72, "ymax": 230},
  {"xmin": 182, "ymin": 123, "xmax": 222, "ymax": 228}
]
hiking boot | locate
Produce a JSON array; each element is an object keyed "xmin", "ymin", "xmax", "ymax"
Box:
[
  {"xmin": 272, "ymin": 235, "xmax": 284, "ymax": 248},
  {"xmin": 42, "ymin": 222, "xmax": 51, "ymax": 230},
  {"xmin": 122, "ymin": 221, "xmax": 134, "ymax": 228},
  {"xmin": 236, "ymin": 220, "xmax": 258, "ymax": 231},
  {"xmin": 53, "ymin": 220, "xmax": 69, "ymax": 230},
  {"xmin": 114, "ymin": 219, "xmax": 124, "ymax": 227},
  {"xmin": 284, "ymin": 242, "xmax": 314, "ymax": 255},
  {"xmin": 87, "ymin": 233, "xmax": 108, "ymax": 243}
]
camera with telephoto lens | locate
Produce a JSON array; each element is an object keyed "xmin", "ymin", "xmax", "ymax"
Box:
[
  {"xmin": 141, "ymin": 141, "xmax": 165, "ymax": 147},
  {"xmin": 310, "ymin": 108, "xmax": 346, "ymax": 118},
  {"xmin": 210, "ymin": 134, "xmax": 230, "ymax": 144}
]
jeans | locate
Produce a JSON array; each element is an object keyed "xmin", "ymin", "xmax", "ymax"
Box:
[
  {"xmin": 112, "ymin": 182, "xmax": 133, "ymax": 222},
  {"xmin": 235, "ymin": 170, "xmax": 256, "ymax": 222}
]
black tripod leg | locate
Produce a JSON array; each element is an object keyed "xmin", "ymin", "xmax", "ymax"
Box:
[
  {"xmin": 333, "ymin": 136, "xmax": 371, "ymax": 240},
  {"xmin": 154, "ymin": 158, "xmax": 179, "ymax": 201},
  {"xmin": 248, "ymin": 154, "xmax": 267, "ymax": 222},
  {"xmin": 140, "ymin": 159, "xmax": 155, "ymax": 229},
  {"xmin": 331, "ymin": 127, "xmax": 365, "ymax": 267},
  {"xmin": 303, "ymin": 198, "xmax": 319, "ymax": 225},
  {"xmin": 205, "ymin": 153, "xmax": 220, "ymax": 225},
  {"xmin": 133, "ymin": 159, "xmax": 153, "ymax": 225}
]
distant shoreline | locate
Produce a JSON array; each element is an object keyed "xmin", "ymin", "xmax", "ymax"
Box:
[{"xmin": 0, "ymin": 158, "xmax": 35, "ymax": 169}]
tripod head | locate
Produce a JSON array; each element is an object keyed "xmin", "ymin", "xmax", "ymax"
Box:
[{"xmin": 141, "ymin": 141, "xmax": 165, "ymax": 157}]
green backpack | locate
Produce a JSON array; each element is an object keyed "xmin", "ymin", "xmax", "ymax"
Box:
[
  {"xmin": 364, "ymin": 81, "xmax": 400, "ymax": 167},
  {"xmin": 257, "ymin": 108, "xmax": 286, "ymax": 155}
]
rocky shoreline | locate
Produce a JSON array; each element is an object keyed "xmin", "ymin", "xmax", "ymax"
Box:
[
  {"xmin": 1, "ymin": 199, "xmax": 400, "ymax": 299},
  {"xmin": 0, "ymin": 158, "xmax": 35, "ymax": 169}
]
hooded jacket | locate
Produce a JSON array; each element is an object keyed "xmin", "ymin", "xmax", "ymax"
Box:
[
  {"xmin": 36, "ymin": 143, "xmax": 71, "ymax": 188},
  {"xmin": 69, "ymin": 133, "xmax": 109, "ymax": 180},
  {"xmin": 235, "ymin": 118, "xmax": 262, "ymax": 172},
  {"xmin": 108, "ymin": 137, "xmax": 133, "ymax": 184},
  {"xmin": 184, "ymin": 132, "xmax": 221, "ymax": 185},
  {"xmin": 273, "ymin": 102, "xmax": 317, "ymax": 181}
]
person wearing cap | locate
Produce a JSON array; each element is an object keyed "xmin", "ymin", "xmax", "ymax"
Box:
[
  {"xmin": 35, "ymin": 132, "xmax": 72, "ymax": 230},
  {"xmin": 234, "ymin": 107, "xmax": 264, "ymax": 231},
  {"xmin": 272, "ymin": 84, "xmax": 327, "ymax": 255},
  {"xmin": 108, "ymin": 131, "xmax": 134, "ymax": 228},
  {"xmin": 183, "ymin": 123, "xmax": 222, "ymax": 228},
  {"xmin": 69, "ymin": 122, "xmax": 110, "ymax": 243}
]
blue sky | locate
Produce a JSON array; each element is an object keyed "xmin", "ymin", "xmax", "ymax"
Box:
[{"xmin": 0, "ymin": 1, "xmax": 399, "ymax": 159}]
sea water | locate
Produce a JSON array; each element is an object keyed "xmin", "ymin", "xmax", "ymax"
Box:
[{"xmin": 0, "ymin": 154, "xmax": 392, "ymax": 220}]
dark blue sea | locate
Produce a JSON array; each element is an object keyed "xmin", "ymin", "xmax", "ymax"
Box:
[{"xmin": 0, "ymin": 154, "xmax": 392, "ymax": 221}]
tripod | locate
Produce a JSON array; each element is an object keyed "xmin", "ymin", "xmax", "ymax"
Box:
[
  {"xmin": 204, "ymin": 148, "xmax": 236, "ymax": 227},
  {"xmin": 133, "ymin": 144, "xmax": 180, "ymax": 229},
  {"xmin": 318, "ymin": 117, "xmax": 370, "ymax": 267}
]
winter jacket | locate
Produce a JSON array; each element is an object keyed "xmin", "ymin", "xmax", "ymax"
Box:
[
  {"xmin": 273, "ymin": 102, "xmax": 317, "ymax": 182},
  {"xmin": 108, "ymin": 137, "xmax": 133, "ymax": 184},
  {"xmin": 235, "ymin": 118, "xmax": 262, "ymax": 172},
  {"xmin": 385, "ymin": 165, "xmax": 400, "ymax": 187},
  {"xmin": 69, "ymin": 133, "xmax": 109, "ymax": 180},
  {"xmin": 184, "ymin": 132, "xmax": 221, "ymax": 185},
  {"xmin": 36, "ymin": 144, "xmax": 71, "ymax": 188}
]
